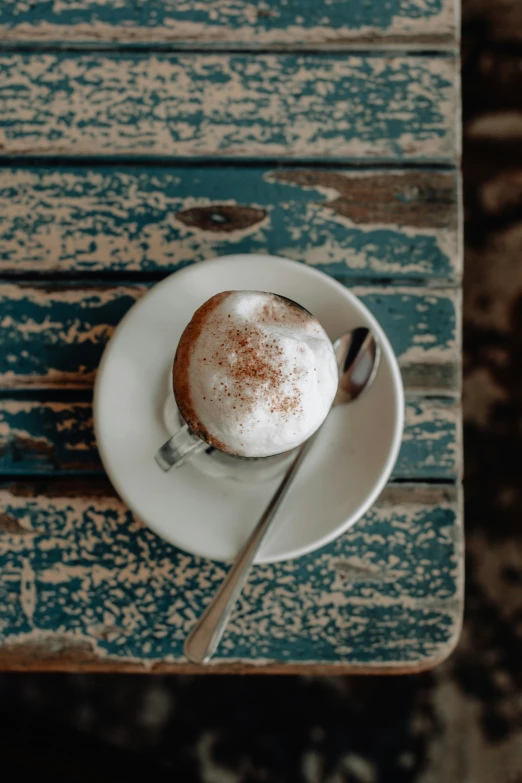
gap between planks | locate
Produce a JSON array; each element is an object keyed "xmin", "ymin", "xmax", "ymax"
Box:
[
  {"xmin": 0, "ymin": 275, "xmax": 462, "ymax": 289},
  {"xmin": 0, "ymin": 44, "xmax": 460, "ymax": 54},
  {"xmin": 0, "ymin": 157, "xmax": 459, "ymax": 170}
]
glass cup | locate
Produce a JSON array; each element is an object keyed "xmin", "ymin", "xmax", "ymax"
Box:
[
  {"xmin": 154, "ymin": 294, "xmax": 329, "ymax": 482},
  {"xmin": 155, "ymin": 383, "xmax": 296, "ymax": 482}
]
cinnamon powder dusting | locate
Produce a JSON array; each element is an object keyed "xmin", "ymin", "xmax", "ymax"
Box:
[
  {"xmin": 217, "ymin": 321, "xmax": 305, "ymax": 420},
  {"xmin": 173, "ymin": 291, "xmax": 313, "ymax": 454}
]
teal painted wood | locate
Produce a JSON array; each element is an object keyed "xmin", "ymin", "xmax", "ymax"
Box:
[
  {"xmin": 0, "ymin": 0, "xmax": 463, "ymax": 673},
  {"xmin": 0, "ymin": 0, "xmax": 456, "ymax": 47},
  {"xmin": 0, "ymin": 166, "xmax": 460, "ymax": 282},
  {"xmin": 0, "ymin": 398, "xmax": 461, "ymax": 480},
  {"xmin": 0, "ymin": 284, "xmax": 458, "ymax": 392},
  {"xmin": 0, "ymin": 54, "xmax": 458, "ymax": 162},
  {"xmin": 0, "ymin": 481, "xmax": 462, "ymax": 669}
]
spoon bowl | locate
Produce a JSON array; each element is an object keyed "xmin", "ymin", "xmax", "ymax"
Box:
[{"xmin": 333, "ymin": 327, "xmax": 381, "ymax": 406}]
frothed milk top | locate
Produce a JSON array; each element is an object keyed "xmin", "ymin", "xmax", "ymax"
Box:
[{"xmin": 173, "ymin": 291, "xmax": 338, "ymax": 457}]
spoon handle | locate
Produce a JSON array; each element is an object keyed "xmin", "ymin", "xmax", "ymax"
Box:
[{"xmin": 184, "ymin": 433, "xmax": 317, "ymax": 664}]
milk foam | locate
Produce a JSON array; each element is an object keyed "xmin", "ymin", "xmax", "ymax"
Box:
[{"xmin": 175, "ymin": 291, "xmax": 338, "ymax": 457}]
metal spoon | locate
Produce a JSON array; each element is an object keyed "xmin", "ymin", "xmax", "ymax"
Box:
[{"xmin": 184, "ymin": 327, "xmax": 381, "ymax": 664}]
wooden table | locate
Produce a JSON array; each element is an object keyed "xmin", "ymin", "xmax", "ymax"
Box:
[{"xmin": 0, "ymin": 1, "xmax": 462, "ymax": 673}]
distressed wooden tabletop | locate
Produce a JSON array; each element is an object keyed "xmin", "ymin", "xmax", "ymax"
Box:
[{"xmin": 0, "ymin": 0, "xmax": 462, "ymax": 673}]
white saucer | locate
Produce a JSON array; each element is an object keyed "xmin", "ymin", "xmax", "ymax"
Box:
[{"xmin": 94, "ymin": 255, "xmax": 404, "ymax": 563}]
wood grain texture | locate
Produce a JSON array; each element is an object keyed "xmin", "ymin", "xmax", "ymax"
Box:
[
  {"xmin": 0, "ymin": 0, "xmax": 457, "ymax": 47},
  {"xmin": 0, "ymin": 54, "xmax": 458, "ymax": 162},
  {"xmin": 0, "ymin": 283, "xmax": 459, "ymax": 393},
  {"xmin": 0, "ymin": 166, "xmax": 460, "ymax": 282},
  {"xmin": 0, "ymin": 480, "xmax": 463, "ymax": 671},
  {"xmin": 0, "ymin": 398, "xmax": 461, "ymax": 480}
]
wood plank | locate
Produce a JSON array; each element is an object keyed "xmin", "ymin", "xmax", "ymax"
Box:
[
  {"xmin": 0, "ymin": 0, "xmax": 456, "ymax": 48},
  {"xmin": 0, "ymin": 480, "xmax": 463, "ymax": 671},
  {"xmin": 0, "ymin": 283, "xmax": 459, "ymax": 393},
  {"xmin": 0, "ymin": 397, "xmax": 461, "ymax": 480},
  {"xmin": 0, "ymin": 166, "xmax": 460, "ymax": 282},
  {"xmin": 0, "ymin": 54, "xmax": 458, "ymax": 162}
]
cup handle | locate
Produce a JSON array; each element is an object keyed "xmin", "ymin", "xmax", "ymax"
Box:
[{"xmin": 155, "ymin": 424, "xmax": 207, "ymax": 472}]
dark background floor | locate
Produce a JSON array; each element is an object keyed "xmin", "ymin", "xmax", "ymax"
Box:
[{"xmin": 1, "ymin": 2, "xmax": 521, "ymax": 780}]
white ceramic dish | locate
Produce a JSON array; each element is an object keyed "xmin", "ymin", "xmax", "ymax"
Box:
[{"xmin": 94, "ymin": 254, "xmax": 404, "ymax": 563}]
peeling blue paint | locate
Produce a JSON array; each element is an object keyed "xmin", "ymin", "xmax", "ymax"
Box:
[
  {"xmin": 0, "ymin": 398, "xmax": 459, "ymax": 479},
  {"xmin": 0, "ymin": 166, "xmax": 457, "ymax": 280},
  {"xmin": 0, "ymin": 484, "xmax": 461, "ymax": 664},
  {"xmin": 0, "ymin": 0, "xmax": 448, "ymax": 37},
  {"xmin": 0, "ymin": 284, "xmax": 456, "ymax": 384},
  {"xmin": 0, "ymin": 54, "xmax": 456, "ymax": 161}
]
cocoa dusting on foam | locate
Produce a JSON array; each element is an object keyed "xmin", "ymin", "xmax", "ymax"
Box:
[
  {"xmin": 221, "ymin": 319, "xmax": 304, "ymax": 421},
  {"xmin": 173, "ymin": 291, "xmax": 338, "ymax": 457}
]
